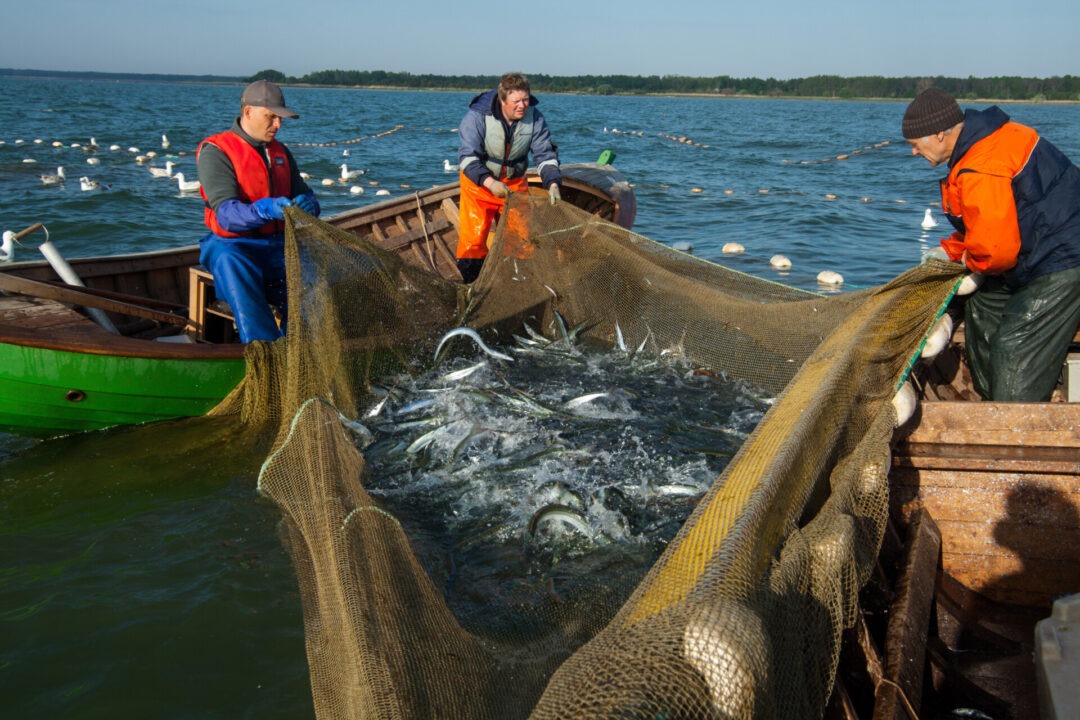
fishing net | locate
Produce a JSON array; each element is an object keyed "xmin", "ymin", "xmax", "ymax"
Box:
[{"xmin": 228, "ymin": 187, "xmax": 963, "ymax": 719}]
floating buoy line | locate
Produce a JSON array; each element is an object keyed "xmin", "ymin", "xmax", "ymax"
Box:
[
  {"xmin": 782, "ymin": 139, "xmax": 894, "ymax": 165},
  {"xmin": 291, "ymin": 124, "xmax": 405, "ymax": 148}
]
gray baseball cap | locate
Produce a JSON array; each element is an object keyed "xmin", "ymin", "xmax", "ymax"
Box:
[{"xmin": 240, "ymin": 80, "xmax": 299, "ymax": 118}]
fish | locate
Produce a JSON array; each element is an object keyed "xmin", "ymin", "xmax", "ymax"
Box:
[
  {"xmin": 439, "ymin": 361, "xmax": 487, "ymax": 382},
  {"xmin": 563, "ymin": 392, "xmax": 610, "ymax": 410},
  {"xmin": 527, "ymin": 503, "xmax": 594, "ymax": 539},
  {"xmin": 338, "ymin": 413, "xmax": 374, "ymax": 449},
  {"xmin": 615, "ymin": 321, "xmax": 627, "ymax": 352},
  {"xmin": 434, "ymin": 327, "xmax": 514, "ymax": 363}
]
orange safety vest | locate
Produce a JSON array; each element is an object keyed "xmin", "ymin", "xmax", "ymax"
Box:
[
  {"xmin": 938, "ymin": 121, "xmax": 1037, "ymax": 276},
  {"xmin": 198, "ymin": 131, "xmax": 293, "ymax": 238}
]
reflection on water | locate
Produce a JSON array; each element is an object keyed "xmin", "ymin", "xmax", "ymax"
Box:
[{"xmin": 0, "ymin": 416, "xmax": 315, "ymax": 719}]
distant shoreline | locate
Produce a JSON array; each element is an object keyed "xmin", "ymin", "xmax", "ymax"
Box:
[{"xmin": 4, "ymin": 69, "xmax": 1078, "ymax": 105}]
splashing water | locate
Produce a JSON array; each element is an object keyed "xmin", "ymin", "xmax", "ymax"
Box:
[{"xmin": 358, "ymin": 334, "xmax": 772, "ymax": 626}]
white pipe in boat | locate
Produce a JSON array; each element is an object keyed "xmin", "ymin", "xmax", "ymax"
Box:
[{"xmin": 39, "ymin": 239, "xmax": 120, "ymax": 334}]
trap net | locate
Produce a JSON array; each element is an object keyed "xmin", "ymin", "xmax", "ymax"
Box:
[{"xmin": 231, "ymin": 189, "xmax": 963, "ymax": 719}]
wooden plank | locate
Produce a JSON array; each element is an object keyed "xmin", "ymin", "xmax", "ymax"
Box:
[
  {"xmin": 901, "ymin": 401, "xmax": 1080, "ymax": 447},
  {"xmin": 0, "ymin": 273, "xmax": 189, "ymax": 326},
  {"xmin": 873, "ymin": 508, "xmax": 940, "ymax": 720},
  {"xmin": 890, "ymin": 466, "xmax": 1080, "ymax": 607},
  {"xmin": 441, "ymin": 198, "xmax": 461, "ymax": 228}
]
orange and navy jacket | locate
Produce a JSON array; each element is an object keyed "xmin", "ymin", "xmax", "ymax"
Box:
[
  {"xmin": 939, "ymin": 106, "xmax": 1080, "ymax": 286},
  {"xmin": 198, "ymin": 131, "xmax": 294, "ymax": 238}
]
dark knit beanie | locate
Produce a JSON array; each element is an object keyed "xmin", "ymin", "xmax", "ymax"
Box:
[{"xmin": 901, "ymin": 88, "xmax": 965, "ymax": 139}]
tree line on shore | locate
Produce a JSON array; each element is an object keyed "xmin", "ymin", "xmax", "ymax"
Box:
[
  {"xmin": 250, "ymin": 69, "xmax": 1080, "ymax": 101},
  {"xmin": 5, "ymin": 67, "xmax": 1078, "ymax": 101}
]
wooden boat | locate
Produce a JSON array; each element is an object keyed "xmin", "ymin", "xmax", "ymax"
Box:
[
  {"xmin": 0, "ymin": 163, "xmax": 635, "ymax": 438},
  {"xmin": 830, "ymin": 318, "xmax": 1080, "ymax": 719}
]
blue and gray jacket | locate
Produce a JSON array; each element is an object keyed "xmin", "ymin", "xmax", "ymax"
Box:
[{"xmin": 457, "ymin": 89, "xmax": 561, "ymax": 190}]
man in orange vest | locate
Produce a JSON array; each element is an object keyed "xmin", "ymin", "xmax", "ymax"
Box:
[
  {"xmin": 197, "ymin": 80, "xmax": 320, "ymax": 343},
  {"xmin": 903, "ymin": 88, "xmax": 1080, "ymax": 401}
]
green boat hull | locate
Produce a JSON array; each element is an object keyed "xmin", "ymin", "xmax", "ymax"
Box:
[{"xmin": 0, "ymin": 341, "xmax": 246, "ymax": 437}]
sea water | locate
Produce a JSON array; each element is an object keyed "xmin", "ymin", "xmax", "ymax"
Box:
[{"xmin": 2, "ymin": 77, "xmax": 1079, "ymax": 717}]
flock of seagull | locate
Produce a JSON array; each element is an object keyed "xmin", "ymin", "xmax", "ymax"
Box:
[
  {"xmin": 10, "ymin": 132, "xmax": 455, "ymax": 201},
  {"xmin": 14, "ymin": 134, "xmax": 202, "ymax": 194}
]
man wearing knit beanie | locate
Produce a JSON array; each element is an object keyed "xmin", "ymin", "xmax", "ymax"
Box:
[{"xmin": 903, "ymin": 88, "xmax": 1080, "ymax": 401}]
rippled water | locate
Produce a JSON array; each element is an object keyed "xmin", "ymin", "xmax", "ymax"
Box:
[{"xmin": 2, "ymin": 77, "xmax": 1079, "ymax": 717}]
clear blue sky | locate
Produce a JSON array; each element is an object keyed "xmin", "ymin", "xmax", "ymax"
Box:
[{"xmin": 2, "ymin": 0, "xmax": 1077, "ymax": 79}]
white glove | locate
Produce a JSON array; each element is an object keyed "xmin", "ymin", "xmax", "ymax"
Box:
[
  {"xmin": 548, "ymin": 184, "xmax": 561, "ymax": 205},
  {"xmin": 487, "ymin": 179, "xmax": 509, "ymax": 198}
]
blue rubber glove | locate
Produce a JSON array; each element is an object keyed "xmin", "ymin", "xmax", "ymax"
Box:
[
  {"xmin": 292, "ymin": 193, "xmax": 319, "ymax": 215},
  {"xmin": 252, "ymin": 196, "xmax": 292, "ymax": 221}
]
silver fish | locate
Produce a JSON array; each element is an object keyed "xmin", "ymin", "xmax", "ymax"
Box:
[
  {"xmin": 615, "ymin": 321, "xmax": 627, "ymax": 352},
  {"xmin": 440, "ymin": 361, "xmax": 487, "ymax": 382},
  {"xmin": 563, "ymin": 392, "xmax": 609, "ymax": 410},
  {"xmin": 527, "ymin": 503, "xmax": 594, "ymax": 539},
  {"xmin": 435, "ymin": 327, "xmax": 514, "ymax": 363}
]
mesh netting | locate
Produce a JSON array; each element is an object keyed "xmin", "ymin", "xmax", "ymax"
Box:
[{"xmin": 231, "ymin": 189, "xmax": 963, "ymax": 719}]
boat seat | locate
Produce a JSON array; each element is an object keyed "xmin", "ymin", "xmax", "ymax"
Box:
[
  {"xmin": 186, "ymin": 265, "xmax": 283, "ymax": 343},
  {"xmin": 187, "ymin": 265, "xmax": 238, "ymax": 343}
]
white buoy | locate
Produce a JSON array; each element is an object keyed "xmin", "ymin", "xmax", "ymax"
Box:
[
  {"xmin": 672, "ymin": 241, "xmax": 693, "ymax": 253},
  {"xmin": 86, "ymin": 157, "xmax": 100, "ymax": 165},
  {"xmin": 920, "ymin": 313, "xmax": 954, "ymax": 359},
  {"xmin": 921, "ymin": 208, "xmax": 938, "ymax": 229},
  {"xmin": 375, "ymin": 189, "xmax": 391, "ymax": 196},
  {"xmin": 349, "ymin": 185, "xmax": 365, "ymax": 195},
  {"xmin": 769, "ymin": 254, "xmax": 792, "ymax": 270},
  {"xmin": 816, "ymin": 270, "xmax": 844, "ymax": 286},
  {"xmin": 722, "ymin": 242, "xmax": 745, "ymax": 254},
  {"xmin": 956, "ymin": 273, "xmax": 983, "ymax": 296},
  {"xmin": 892, "ymin": 380, "xmax": 917, "ymax": 428}
]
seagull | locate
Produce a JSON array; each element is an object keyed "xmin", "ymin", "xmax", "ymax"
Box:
[
  {"xmin": 161, "ymin": 134, "xmax": 171, "ymax": 150},
  {"xmin": 79, "ymin": 176, "xmax": 105, "ymax": 191},
  {"xmin": 921, "ymin": 208, "xmax": 938, "ymax": 229},
  {"xmin": 149, "ymin": 161, "xmax": 176, "ymax": 178},
  {"xmin": 340, "ymin": 163, "xmax": 364, "ymax": 181},
  {"xmin": 0, "ymin": 230, "xmax": 15, "ymax": 261},
  {"xmin": 443, "ymin": 159, "xmax": 457, "ymax": 172},
  {"xmin": 39, "ymin": 166, "xmax": 66, "ymax": 185},
  {"xmin": 174, "ymin": 172, "xmax": 201, "ymax": 193}
]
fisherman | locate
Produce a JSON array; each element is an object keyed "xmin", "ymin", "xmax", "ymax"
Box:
[
  {"xmin": 902, "ymin": 88, "xmax": 1080, "ymax": 401},
  {"xmin": 197, "ymin": 80, "xmax": 320, "ymax": 343},
  {"xmin": 455, "ymin": 72, "xmax": 563, "ymax": 283}
]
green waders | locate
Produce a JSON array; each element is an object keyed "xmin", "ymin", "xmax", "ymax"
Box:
[{"xmin": 964, "ymin": 264, "xmax": 1080, "ymax": 401}]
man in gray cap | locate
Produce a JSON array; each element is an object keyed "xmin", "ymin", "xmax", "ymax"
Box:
[
  {"xmin": 902, "ymin": 87, "xmax": 1080, "ymax": 401},
  {"xmin": 196, "ymin": 79, "xmax": 320, "ymax": 343}
]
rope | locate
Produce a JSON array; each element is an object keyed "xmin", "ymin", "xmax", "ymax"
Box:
[
  {"xmin": 415, "ymin": 193, "xmax": 436, "ymax": 270},
  {"xmin": 291, "ymin": 124, "xmax": 405, "ymax": 148},
  {"xmin": 782, "ymin": 139, "xmax": 895, "ymax": 165},
  {"xmin": 874, "ymin": 676, "xmax": 921, "ymax": 720}
]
